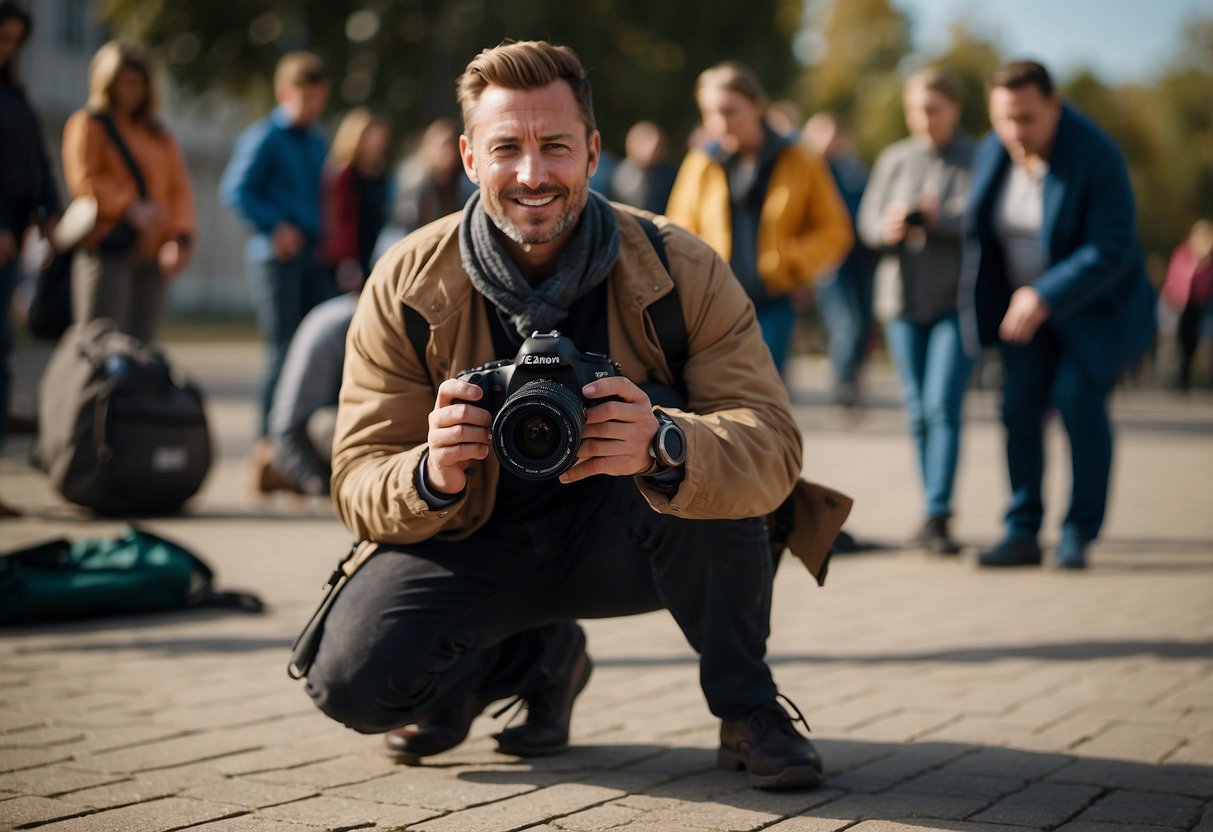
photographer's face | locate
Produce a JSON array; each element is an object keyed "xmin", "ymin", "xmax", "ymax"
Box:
[{"xmin": 460, "ymin": 81, "xmax": 599, "ymax": 259}]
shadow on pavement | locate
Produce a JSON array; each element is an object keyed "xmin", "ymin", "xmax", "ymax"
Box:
[
  {"xmin": 587, "ymin": 638, "xmax": 1213, "ymax": 667},
  {"xmin": 449, "ymin": 738, "xmax": 1212, "ymax": 822}
]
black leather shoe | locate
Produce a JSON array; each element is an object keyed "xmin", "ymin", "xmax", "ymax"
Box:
[
  {"xmin": 1055, "ymin": 531, "xmax": 1091, "ymax": 570},
  {"xmin": 718, "ymin": 696, "xmax": 823, "ymax": 790},
  {"xmin": 383, "ymin": 693, "xmax": 492, "ymax": 765},
  {"xmin": 494, "ymin": 627, "xmax": 592, "ymax": 757},
  {"xmin": 978, "ymin": 536, "xmax": 1043, "ymax": 567},
  {"xmin": 918, "ymin": 516, "xmax": 961, "ymax": 555}
]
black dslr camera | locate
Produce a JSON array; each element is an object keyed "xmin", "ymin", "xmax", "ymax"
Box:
[{"xmin": 455, "ymin": 332, "xmax": 620, "ymax": 481}]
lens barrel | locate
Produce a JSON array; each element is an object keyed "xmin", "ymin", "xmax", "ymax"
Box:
[{"xmin": 492, "ymin": 380, "xmax": 586, "ymax": 480}]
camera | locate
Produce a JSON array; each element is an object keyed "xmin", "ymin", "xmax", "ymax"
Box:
[{"xmin": 454, "ymin": 332, "xmax": 620, "ymax": 481}]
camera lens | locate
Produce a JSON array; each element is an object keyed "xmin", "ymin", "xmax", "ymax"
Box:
[
  {"xmin": 493, "ymin": 380, "xmax": 586, "ymax": 480},
  {"xmin": 513, "ymin": 413, "xmax": 560, "ymax": 459}
]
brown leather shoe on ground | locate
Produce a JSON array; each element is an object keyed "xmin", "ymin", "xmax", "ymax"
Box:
[
  {"xmin": 383, "ymin": 693, "xmax": 493, "ymax": 765},
  {"xmin": 718, "ymin": 696, "xmax": 823, "ymax": 790},
  {"xmin": 493, "ymin": 627, "xmax": 592, "ymax": 757}
]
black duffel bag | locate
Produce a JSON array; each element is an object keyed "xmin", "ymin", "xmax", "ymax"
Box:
[{"xmin": 33, "ymin": 319, "xmax": 212, "ymax": 515}]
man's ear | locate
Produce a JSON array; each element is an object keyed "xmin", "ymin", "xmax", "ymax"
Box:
[
  {"xmin": 459, "ymin": 133, "xmax": 479, "ymax": 185},
  {"xmin": 586, "ymin": 130, "xmax": 601, "ymax": 181}
]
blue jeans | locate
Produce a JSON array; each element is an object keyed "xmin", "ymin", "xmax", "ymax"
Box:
[
  {"xmin": 248, "ymin": 251, "xmax": 336, "ymax": 437},
  {"xmin": 0, "ymin": 256, "xmax": 18, "ymax": 452},
  {"xmin": 815, "ymin": 265, "xmax": 874, "ymax": 388},
  {"xmin": 1000, "ymin": 327, "xmax": 1114, "ymax": 542},
  {"xmin": 884, "ymin": 313, "xmax": 975, "ymax": 519},
  {"xmin": 755, "ymin": 296, "xmax": 796, "ymax": 376}
]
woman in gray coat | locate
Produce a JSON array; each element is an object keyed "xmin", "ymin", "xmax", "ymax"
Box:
[{"xmin": 858, "ymin": 68, "xmax": 976, "ymax": 554}]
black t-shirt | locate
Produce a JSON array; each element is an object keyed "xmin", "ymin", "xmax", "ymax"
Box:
[{"xmin": 483, "ymin": 282, "xmax": 610, "ymax": 528}]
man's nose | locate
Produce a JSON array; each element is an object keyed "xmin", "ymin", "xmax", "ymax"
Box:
[{"xmin": 516, "ymin": 151, "xmax": 547, "ymax": 189}]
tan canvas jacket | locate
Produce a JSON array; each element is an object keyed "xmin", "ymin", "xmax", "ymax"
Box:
[{"xmin": 331, "ymin": 205, "xmax": 851, "ymax": 580}]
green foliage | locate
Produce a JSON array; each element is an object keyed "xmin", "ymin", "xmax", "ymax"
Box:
[{"xmin": 99, "ymin": 0, "xmax": 797, "ymax": 156}]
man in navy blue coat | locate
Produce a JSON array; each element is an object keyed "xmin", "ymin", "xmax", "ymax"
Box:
[{"xmin": 960, "ymin": 61, "xmax": 1155, "ymax": 569}]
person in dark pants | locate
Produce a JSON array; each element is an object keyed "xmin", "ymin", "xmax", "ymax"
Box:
[
  {"xmin": 802, "ymin": 112, "xmax": 877, "ymax": 408},
  {"xmin": 219, "ymin": 51, "xmax": 336, "ymax": 486},
  {"xmin": 961, "ymin": 61, "xmax": 1156, "ymax": 570},
  {"xmin": 303, "ymin": 40, "xmax": 850, "ymax": 790},
  {"xmin": 0, "ymin": 0, "xmax": 60, "ymax": 519}
]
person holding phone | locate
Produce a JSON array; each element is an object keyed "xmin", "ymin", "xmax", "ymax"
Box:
[{"xmin": 857, "ymin": 68, "xmax": 976, "ymax": 555}]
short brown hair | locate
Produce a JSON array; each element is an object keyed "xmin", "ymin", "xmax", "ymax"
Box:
[
  {"xmin": 86, "ymin": 40, "xmax": 158, "ymax": 123},
  {"xmin": 456, "ymin": 40, "xmax": 595, "ymax": 137},
  {"xmin": 695, "ymin": 61, "xmax": 768, "ymax": 107},
  {"xmin": 905, "ymin": 67, "xmax": 963, "ymax": 105},
  {"xmin": 274, "ymin": 51, "xmax": 330, "ymax": 91},
  {"xmin": 989, "ymin": 60, "xmax": 1054, "ymax": 98}
]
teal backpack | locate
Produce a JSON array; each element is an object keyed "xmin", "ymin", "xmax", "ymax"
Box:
[{"xmin": 0, "ymin": 525, "xmax": 262, "ymax": 626}]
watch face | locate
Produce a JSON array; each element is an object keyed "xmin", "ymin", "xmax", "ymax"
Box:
[{"xmin": 661, "ymin": 424, "xmax": 685, "ymax": 465}]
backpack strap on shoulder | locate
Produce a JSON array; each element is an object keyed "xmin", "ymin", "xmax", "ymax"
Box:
[
  {"xmin": 403, "ymin": 304, "xmax": 431, "ymax": 382},
  {"xmin": 633, "ymin": 215, "xmax": 688, "ymax": 395}
]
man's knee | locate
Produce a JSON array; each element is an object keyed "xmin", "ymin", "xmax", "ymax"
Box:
[{"xmin": 305, "ymin": 649, "xmax": 401, "ymax": 733}]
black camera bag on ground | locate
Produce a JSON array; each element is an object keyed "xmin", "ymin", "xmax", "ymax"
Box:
[{"xmin": 33, "ymin": 319, "xmax": 212, "ymax": 515}]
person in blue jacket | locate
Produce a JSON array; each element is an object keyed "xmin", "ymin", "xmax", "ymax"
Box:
[
  {"xmin": 220, "ymin": 51, "xmax": 336, "ymax": 478},
  {"xmin": 960, "ymin": 61, "xmax": 1155, "ymax": 570}
]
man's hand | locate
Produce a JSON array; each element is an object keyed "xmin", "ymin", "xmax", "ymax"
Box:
[
  {"xmin": 559, "ymin": 376, "xmax": 659, "ymax": 484},
  {"xmin": 158, "ymin": 239, "xmax": 192, "ymax": 278},
  {"xmin": 999, "ymin": 286, "xmax": 1050, "ymax": 344},
  {"xmin": 882, "ymin": 200, "xmax": 909, "ymax": 245},
  {"xmin": 271, "ymin": 221, "xmax": 304, "ymax": 261},
  {"xmin": 425, "ymin": 378, "xmax": 492, "ymax": 495}
]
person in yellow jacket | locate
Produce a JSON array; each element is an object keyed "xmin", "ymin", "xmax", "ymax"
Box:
[
  {"xmin": 667, "ymin": 61, "xmax": 852, "ymax": 375},
  {"xmin": 61, "ymin": 41, "xmax": 196, "ymax": 343}
]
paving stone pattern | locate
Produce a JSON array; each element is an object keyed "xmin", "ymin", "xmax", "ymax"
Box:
[{"xmin": 2, "ymin": 344, "xmax": 1211, "ymax": 831}]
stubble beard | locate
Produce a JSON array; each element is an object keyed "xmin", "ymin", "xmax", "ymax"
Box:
[{"xmin": 485, "ymin": 187, "xmax": 585, "ymax": 247}]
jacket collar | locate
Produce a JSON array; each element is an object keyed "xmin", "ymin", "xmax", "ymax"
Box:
[{"xmin": 705, "ymin": 122, "xmax": 792, "ymax": 170}]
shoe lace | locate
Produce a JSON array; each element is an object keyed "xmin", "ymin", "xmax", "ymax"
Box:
[
  {"xmin": 489, "ymin": 676, "xmax": 561, "ymax": 730},
  {"xmin": 751, "ymin": 692, "xmax": 812, "ymax": 740},
  {"xmin": 491, "ymin": 695, "xmax": 526, "ymax": 728}
]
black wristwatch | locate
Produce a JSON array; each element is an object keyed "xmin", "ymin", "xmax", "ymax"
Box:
[{"xmin": 649, "ymin": 411, "xmax": 686, "ymax": 469}]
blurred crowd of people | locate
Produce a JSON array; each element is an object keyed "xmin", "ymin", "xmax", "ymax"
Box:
[{"xmin": 1, "ymin": 0, "xmax": 1208, "ymax": 571}]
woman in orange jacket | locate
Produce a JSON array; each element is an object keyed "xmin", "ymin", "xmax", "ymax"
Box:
[{"xmin": 61, "ymin": 41, "xmax": 195, "ymax": 343}]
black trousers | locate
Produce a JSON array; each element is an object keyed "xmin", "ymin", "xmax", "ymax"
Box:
[{"xmin": 306, "ymin": 475, "xmax": 777, "ymax": 733}]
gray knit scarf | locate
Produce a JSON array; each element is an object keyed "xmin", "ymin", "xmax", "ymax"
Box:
[{"xmin": 459, "ymin": 189, "xmax": 620, "ymax": 338}]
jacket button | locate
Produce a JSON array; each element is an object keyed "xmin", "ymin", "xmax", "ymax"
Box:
[
  {"xmin": 652, "ymin": 284, "xmax": 660, "ymax": 292},
  {"xmin": 430, "ymin": 303, "xmax": 440, "ymax": 312}
]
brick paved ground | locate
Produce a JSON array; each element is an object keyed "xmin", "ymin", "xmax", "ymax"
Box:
[{"xmin": 2, "ymin": 341, "xmax": 1211, "ymax": 832}]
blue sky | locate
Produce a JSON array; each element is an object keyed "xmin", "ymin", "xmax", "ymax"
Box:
[{"xmin": 893, "ymin": 0, "xmax": 1208, "ymax": 83}]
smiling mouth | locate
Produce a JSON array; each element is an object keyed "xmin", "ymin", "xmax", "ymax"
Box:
[{"xmin": 516, "ymin": 195, "xmax": 557, "ymax": 207}]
